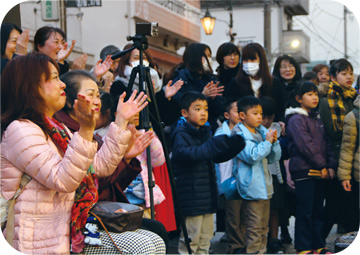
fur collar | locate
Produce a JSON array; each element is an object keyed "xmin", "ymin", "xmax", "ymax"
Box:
[{"xmin": 285, "ymin": 107, "xmax": 309, "ymax": 117}]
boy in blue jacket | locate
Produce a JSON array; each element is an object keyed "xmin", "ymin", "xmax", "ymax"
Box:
[
  {"xmin": 232, "ymin": 96, "xmax": 281, "ymax": 254},
  {"xmin": 171, "ymin": 92, "xmax": 245, "ymax": 254}
]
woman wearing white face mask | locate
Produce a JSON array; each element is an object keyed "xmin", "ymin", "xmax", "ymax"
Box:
[
  {"xmin": 170, "ymin": 43, "xmax": 225, "ymax": 132},
  {"xmin": 111, "ymin": 44, "xmax": 163, "ymax": 99},
  {"xmin": 226, "ymin": 43, "xmax": 285, "ymax": 122}
]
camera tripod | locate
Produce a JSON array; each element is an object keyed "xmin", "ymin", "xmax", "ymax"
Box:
[{"xmin": 112, "ymin": 33, "xmax": 192, "ymax": 254}]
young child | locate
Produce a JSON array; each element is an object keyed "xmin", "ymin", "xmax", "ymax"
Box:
[
  {"xmin": 285, "ymin": 81, "xmax": 336, "ymax": 254},
  {"xmin": 214, "ymin": 98, "xmax": 245, "ymax": 254},
  {"xmin": 259, "ymin": 96, "xmax": 285, "ymax": 254},
  {"xmin": 318, "ymin": 59, "xmax": 357, "ymax": 239},
  {"xmin": 124, "ymin": 111, "xmax": 166, "ymax": 217},
  {"xmin": 171, "ymin": 91, "xmax": 245, "ymax": 254},
  {"xmin": 232, "ymin": 96, "xmax": 281, "ymax": 254},
  {"xmin": 337, "ymin": 94, "xmax": 360, "ymax": 232}
]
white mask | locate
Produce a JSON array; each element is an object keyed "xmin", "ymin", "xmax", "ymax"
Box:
[
  {"xmin": 203, "ymin": 57, "xmax": 213, "ymax": 72},
  {"xmin": 130, "ymin": 60, "xmax": 149, "ymax": 67},
  {"xmin": 243, "ymin": 62, "xmax": 260, "ymax": 77}
]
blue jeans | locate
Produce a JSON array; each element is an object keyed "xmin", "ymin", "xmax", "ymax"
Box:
[{"xmin": 294, "ymin": 178, "xmax": 326, "ymax": 251}]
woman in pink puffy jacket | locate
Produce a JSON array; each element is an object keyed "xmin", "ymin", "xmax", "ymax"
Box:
[{"xmin": 0, "ymin": 53, "xmax": 165, "ymax": 254}]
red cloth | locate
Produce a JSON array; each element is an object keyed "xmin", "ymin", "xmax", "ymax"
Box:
[{"xmin": 153, "ymin": 162, "xmax": 177, "ymax": 232}]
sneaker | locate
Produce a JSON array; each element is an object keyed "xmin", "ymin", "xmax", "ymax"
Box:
[
  {"xmin": 268, "ymin": 238, "xmax": 285, "ymax": 254},
  {"xmin": 220, "ymin": 233, "xmax": 229, "ymax": 242},
  {"xmin": 296, "ymin": 250, "xmax": 312, "ymax": 254},
  {"xmin": 313, "ymin": 247, "xmax": 332, "ymax": 254}
]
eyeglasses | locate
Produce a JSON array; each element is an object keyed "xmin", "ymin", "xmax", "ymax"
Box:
[{"xmin": 280, "ymin": 64, "xmax": 295, "ymax": 70}]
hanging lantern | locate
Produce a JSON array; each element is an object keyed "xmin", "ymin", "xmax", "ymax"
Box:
[{"xmin": 201, "ymin": 8, "xmax": 216, "ymax": 35}]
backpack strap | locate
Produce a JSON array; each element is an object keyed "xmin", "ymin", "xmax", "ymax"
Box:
[{"xmin": 6, "ymin": 174, "xmax": 32, "ymax": 246}]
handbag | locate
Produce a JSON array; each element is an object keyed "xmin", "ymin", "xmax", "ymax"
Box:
[
  {"xmin": 221, "ymin": 176, "xmax": 240, "ymax": 200},
  {"xmin": 90, "ymin": 201, "xmax": 144, "ymax": 233},
  {"xmin": 1, "ymin": 174, "xmax": 31, "ymax": 246}
]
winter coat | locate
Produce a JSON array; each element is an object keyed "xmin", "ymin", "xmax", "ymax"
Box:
[
  {"xmin": 171, "ymin": 122, "xmax": 245, "ymax": 216},
  {"xmin": 319, "ymin": 93, "xmax": 356, "ymax": 162},
  {"xmin": 232, "ymin": 123, "xmax": 281, "ymax": 200},
  {"xmin": 226, "ymin": 74, "xmax": 285, "ymax": 122},
  {"xmin": 285, "ymin": 108, "xmax": 336, "ymax": 180},
  {"xmin": 214, "ymin": 121, "xmax": 234, "ymax": 195},
  {"xmin": 171, "ymin": 68, "xmax": 224, "ymax": 131},
  {"xmin": 1, "ymin": 119, "xmax": 131, "ymax": 254},
  {"xmin": 338, "ymin": 96, "xmax": 360, "ymax": 182},
  {"xmin": 55, "ymin": 110, "xmax": 142, "ymax": 204}
]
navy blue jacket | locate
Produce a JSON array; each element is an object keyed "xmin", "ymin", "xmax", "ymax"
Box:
[
  {"xmin": 285, "ymin": 107, "xmax": 337, "ymax": 180},
  {"xmin": 171, "ymin": 122, "xmax": 245, "ymax": 216}
]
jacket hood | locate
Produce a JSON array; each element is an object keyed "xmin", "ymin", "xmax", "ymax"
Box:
[
  {"xmin": 285, "ymin": 107, "xmax": 308, "ymax": 117},
  {"xmin": 354, "ymin": 95, "xmax": 360, "ymax": 109}
]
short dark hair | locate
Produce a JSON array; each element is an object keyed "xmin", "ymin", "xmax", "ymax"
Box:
[
  {"xmin": 216, "ymin": 42, "xmax": 240, "ymax": 67},
  {"xmin": 237, "ymin": 96, "xmax": 261, "ymax": 114},
  {"xmin": 288, "ymin": 81, "xmax": 318, "ymax": 108},
  {"xmin": 34, "ymin": 26, "xmax": 65, "ymax": 51},
  {"xmin": 60, "ymin": 70, "xmax": 96, "ymax": 113},
  {"xmin": 303, "ymin": 71, "xmax": 318, "ymax": 82},
  {"xmin": 1, "ymin": 23, "xmax": 22, "ymax": 57},
  {"xmin": 224, "ymin": 97, "xmax": 238, "ymax": 113},
  {"xmin": 180, "ymin": 91, "xmax": 207, "ymax": 111},
  {"xmin": 100, "ymin": 45, "xmax": 120, "ymax": 62},
  {"xmin": 330, "ymin": 58, "xmax": 353, "ymax": 78},
  {"xmin": 259, "ymin": 96, "xmax": 276, "ymax": 117},
  {"xmin": 272, "ymin": 55, "xmax": 302, "ymax": 82}
]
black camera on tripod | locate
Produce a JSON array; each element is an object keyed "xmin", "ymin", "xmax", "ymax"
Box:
[{"xmin": 135, "ymin": 22, "xmax": 159, "ymax": 37}]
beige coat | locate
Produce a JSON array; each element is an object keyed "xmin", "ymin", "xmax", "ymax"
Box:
[
  {"xmin": 338, "ymin": 96, "xmax": 360, "ymax": 182},
  {"xmin": 1, "ymin": 120, "xmax": 130, "ymax": 254}
]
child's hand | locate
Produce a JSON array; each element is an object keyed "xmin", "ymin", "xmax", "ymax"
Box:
[
  {"xmin": 272, "ymin": 130, "xmax": 278, "ymax": 143},
  {"xmin": 342, "ymin": 180, "xmax": 352, "ymax": 192},
  {"xmin": 266, "ymin": 129, "xmax": 275, "ymax": 143},
  {"xmin": 320, "ymin": 168, "xmax": 329, "ymax": 179},
  {"xmin": 124, "ymin": 125, "xmax": 154, "ymax": 161}
]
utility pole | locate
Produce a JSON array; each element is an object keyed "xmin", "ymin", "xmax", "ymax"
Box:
[
  {"xmin": 344, "ymin": 6, "xmax": 348, "ymax": 59},
  {"xmin": 59, "ymin": 0, "xmax": 67, "ymax": 36},
  {"xmin": 264, "ymin": 0, "xmax": 272, "ymax": 61}
]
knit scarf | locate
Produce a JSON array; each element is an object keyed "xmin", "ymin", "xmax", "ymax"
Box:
[
  {"xmin": 327, "ymin": 81, "xmax": 357, "ymax": 131},
  {"xmin": 45, "ymin": 116, "xmax": 98, "ymax": 253}
]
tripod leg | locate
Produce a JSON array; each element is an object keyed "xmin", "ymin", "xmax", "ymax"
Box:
[{"xmin": 144, "ymin": 68, "xmax": 193, "ymax": 254}]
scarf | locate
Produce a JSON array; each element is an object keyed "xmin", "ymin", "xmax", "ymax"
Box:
[
  {"xmin": 45, "ymin": 116, "xmax": 98, "ymax": 253},
  {"xmin": 327, "ymin": 81, "xmax": 357, "ymax": 131}
]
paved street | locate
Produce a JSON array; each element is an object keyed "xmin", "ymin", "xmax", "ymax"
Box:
[{"xmin": 168, "ymin": 216, "xmax": 349, "ymax": 254}]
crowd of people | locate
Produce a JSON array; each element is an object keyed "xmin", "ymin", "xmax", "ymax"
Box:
[{"xmin": 1, "ymin": 23, "xmax": 359, "ymax": 255}]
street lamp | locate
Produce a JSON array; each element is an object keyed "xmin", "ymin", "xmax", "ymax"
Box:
[{"xmin": 200, "ymin": 8, "xmax": 216, "ymax": 35}]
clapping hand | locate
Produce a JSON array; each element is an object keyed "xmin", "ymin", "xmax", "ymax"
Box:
[
  {"xmin": 202, "ymin": 81, "xmax": 224, "ymax": 99},
  {"xmin": 124, "ymin": 124, "xmax": 155, "ymax": 162},
  {"xmin": 164, "ymin": 79, "xmax": 184, "ymax": 99},
  {"xmin": 115, "ymin": 90, "xmax": 148, "ymax": 129},
  {"xmin": 71, "ymin": 53, "xmax": 88, "ymax": 70},
  {"xmin": 94, "ymin": 55, "xmax": 113, "ymax": 80},
  {"xmin": 16, "ymin": 29, "xmax": 29, "ymax": 55},
  {"xmin": 57, "ymin": 40, "xmax": 76, "ymax": 63},
  {"xmin": 74, "ymin": 93, "xmax": 97, "ymax": 141}
]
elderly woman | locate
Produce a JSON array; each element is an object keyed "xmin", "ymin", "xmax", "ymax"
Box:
[{"xmin": 1, "ymin": 52, "xmax": 165, "ymax": 254}]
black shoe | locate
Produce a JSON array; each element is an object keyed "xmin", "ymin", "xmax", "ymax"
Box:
[
  {"xmin": 268, "ymin": 238, "xmax": 285, "ymax": 254},
  {"xmin": 280, "ymin": 227, "xmax": 292, "ymax": 244}
]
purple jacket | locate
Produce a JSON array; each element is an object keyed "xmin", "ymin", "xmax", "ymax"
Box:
[{"xmin": 285, "ymin": 107, "xmax": 336, "ymax": 180}]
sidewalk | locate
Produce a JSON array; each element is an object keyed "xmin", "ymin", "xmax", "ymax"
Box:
[{"xmin": 168, "ymin": 216, "xmax": 344, "ymax": 254}]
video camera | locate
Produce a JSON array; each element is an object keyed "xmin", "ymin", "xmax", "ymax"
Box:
[{"xmin": 135, "ymin": 22, "xmax": 158, "ymax": 37}]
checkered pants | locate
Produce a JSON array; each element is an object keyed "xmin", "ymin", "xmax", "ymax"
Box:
[{"xmin": 83, "ymin": 229, "xmax": 166, "ymax": 254}]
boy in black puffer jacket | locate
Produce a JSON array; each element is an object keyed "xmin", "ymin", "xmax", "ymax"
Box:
[{"xmin": 171, "ymin": 91, "xmax": 245, "ymax": 254}]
